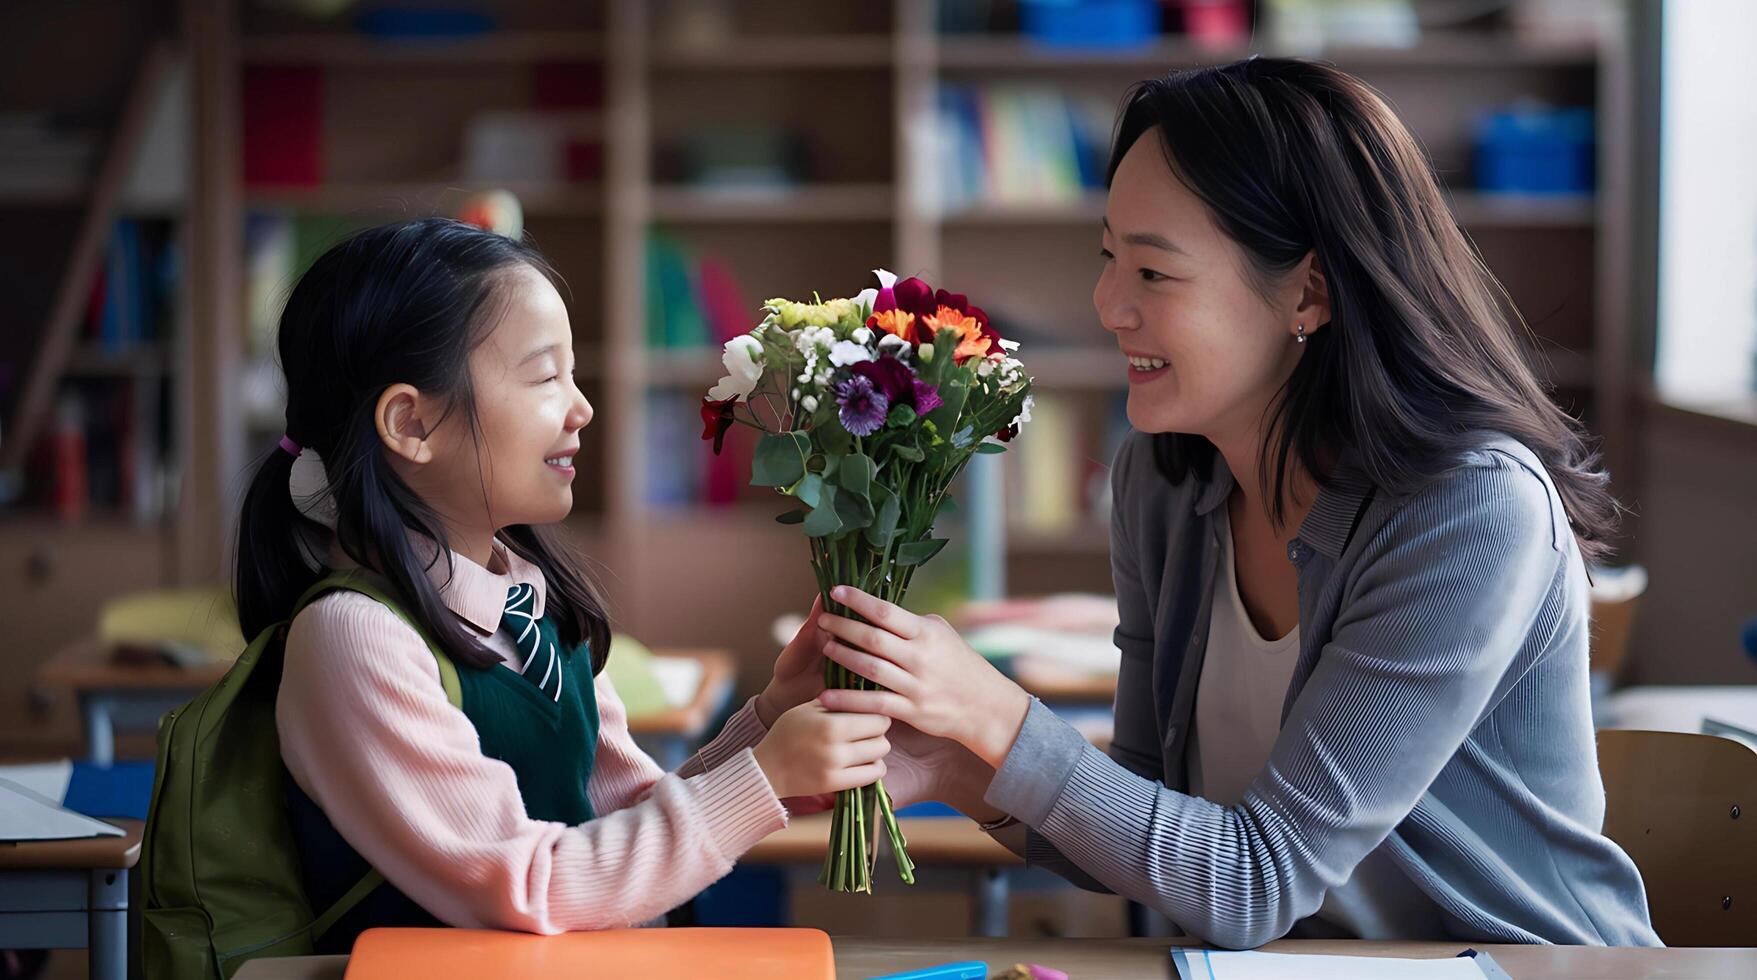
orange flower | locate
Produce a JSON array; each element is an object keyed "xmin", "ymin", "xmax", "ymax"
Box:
[
  {"xmin": 868, "ymin": 308, "xmax": 918, "ymax": 343},
  {"xmin": 925, "ymin": 306, "xmax": 993, "ymax": 363}
]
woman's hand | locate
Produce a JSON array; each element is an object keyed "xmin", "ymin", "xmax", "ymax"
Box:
[
  {"xmin": 814, "ymin": 585, "xmax": 1032, "ymax": 770},
  {"xmin": 881, "ymin": 721, "xmax": 1008, "ymax": 825},
  {"xmin": 752, "ymin": 701, "xmax": 890, "ymax": 800},
  {"xmin": 755, "ymin": 595, "xmax": 829, "ymax": 729}
]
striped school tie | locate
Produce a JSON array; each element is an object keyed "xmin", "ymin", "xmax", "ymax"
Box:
[{"xmin": 501, "ymin": 582, "xmax": 562, "ymax": 702}]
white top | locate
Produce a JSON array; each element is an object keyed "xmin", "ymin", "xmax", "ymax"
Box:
[{"xmin": 1188, "ymin": 513, "xmax": 1301, "ymax": 808}]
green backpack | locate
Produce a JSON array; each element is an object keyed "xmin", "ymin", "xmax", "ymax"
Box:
[{"xmin": 139, "ymin": 569, "xmax": 463, "ymax": 979}]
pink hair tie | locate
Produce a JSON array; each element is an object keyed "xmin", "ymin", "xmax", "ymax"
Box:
[{"xmin": 278, "ymin": 435, "xmax": 302, "ymax": 457}]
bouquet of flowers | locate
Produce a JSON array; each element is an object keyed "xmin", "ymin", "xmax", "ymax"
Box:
[{"xmin": 701, "ymin": 269, "xmax": 1034, "ymax": 893}]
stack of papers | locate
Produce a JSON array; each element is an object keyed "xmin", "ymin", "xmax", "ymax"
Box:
[
  {"xmin": 0, "ymin": 777, "xmax": 124, "ymax": 842},
  {"xmin": 1172, "ymin": 949, "xmax": 1511, "ymax": 980}
]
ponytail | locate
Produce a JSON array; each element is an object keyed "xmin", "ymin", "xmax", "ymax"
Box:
[{"xmin": 233, "ymin": 442, "xmax": 325, "ymax": 640}]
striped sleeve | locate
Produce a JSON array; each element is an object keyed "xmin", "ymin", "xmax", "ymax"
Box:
[{"xmin": 984, "ymin": 457, "xmax": 1564, "ymax": 948}]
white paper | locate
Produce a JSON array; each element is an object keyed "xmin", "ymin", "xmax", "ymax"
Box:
[
  {"xmin": 1178, "ymin": 950, "xmax": 1487, "ymax": 980},
  {"xmin": 649, "ymin": 656, "xmax": 705, "ymax": 709},
  {"xmin": 0, "ymin": 777, "xmax": 125, "ymax": 842},
  {"xmin": 0, "ymin": 759, "xmax": 74, "ymax": 803}
]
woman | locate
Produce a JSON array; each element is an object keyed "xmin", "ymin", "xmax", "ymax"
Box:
[{"xmin": 816, "ymin": 58, "xmax": 1659, "ymax": 948}]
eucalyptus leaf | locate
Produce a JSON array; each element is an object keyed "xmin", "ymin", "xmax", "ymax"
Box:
[
  {"xmin": 864, "ymin": 484, "xmax": 900, "ymax": 548},
  {"xmin": 803, "ymin": 484, "xmax": 843, "ymax": 537},
  {"xmin": 894, "ymin": 538, "xmax": 949, "ymax": 566},
  {"xmin": 796, "ymin": 472, "xmax": 826, "ymax": 509},
  {"xmin": 775, "ymin": 509, "xmax": 805, "ymax": 525},
  {"xmin": 889, "ymin": 443, "xmax": 925, "ymax": 463},
  {"xmin": 834, "ymin": 490, "xmax": 874, "ymax": 531},
  {"xmin": 975, "ymin": 441, "xmax": 1007, "ymax": 455},
  {"xmin": 840, "ymin": 453, "xmax": 874, "ymax": 497},
  {"xmin": 752, "ymin": 432, "xmax": 808, "ymax": 488}
]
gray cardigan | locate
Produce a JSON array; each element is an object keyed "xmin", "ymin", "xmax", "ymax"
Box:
[{"xmin": 984, "ymin": 430, "xmax": 1660, "ymax": 948}]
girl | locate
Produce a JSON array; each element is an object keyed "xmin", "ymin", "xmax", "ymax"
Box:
[
  {"xmin": 238, "ymin": 218, "xmax": 884, "ymax": 950},
  {"xmin": 813, "ymin": 59, "xmax": 1661, "ymax": 948}
]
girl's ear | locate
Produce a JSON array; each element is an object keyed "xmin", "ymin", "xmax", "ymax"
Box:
[
  {"xmin": 1292, "ymin": 251, "xmax": 1333, "ymax": 338},
  {"xmin": 376, "ymin": 383, "xmax": 434, "ymax": 464}
]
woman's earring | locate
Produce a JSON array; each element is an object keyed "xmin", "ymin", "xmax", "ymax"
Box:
[{"xmin": 1295, "ymin": 323, "xmax": 1307, "ymax": 345}]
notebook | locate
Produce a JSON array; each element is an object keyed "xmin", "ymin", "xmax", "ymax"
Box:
[
  {"xmin": 0, "ymin": 777, "xmax": 126, "ymax": 842},
  {"xmin": 1172, "ymin": 948, "xmax": 1513, "ymax": 980},
  {"xmin": 345, "ymin": 927, "xmax": 835, "ymax": 980}
]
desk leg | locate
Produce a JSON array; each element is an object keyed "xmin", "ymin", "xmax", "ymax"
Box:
[
  {"xmin": 972, "ymin": 868, "xmax": 1009, "ymax": 937},
  {"xmin": 80, "ymin": 694, "xmax": 116, "ymax": 767},
  {"xmin": 87, "ymin": 867, "xmax": 127, "ymax": 980}
]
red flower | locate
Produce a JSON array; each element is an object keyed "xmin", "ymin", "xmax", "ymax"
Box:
[
  {"xmin": 700, "ymin": 397, "xmax": 737, "ymax": 455},
  {"xmin": 850, "ymin": 355, "xmax": 916, "ymax": 407}
]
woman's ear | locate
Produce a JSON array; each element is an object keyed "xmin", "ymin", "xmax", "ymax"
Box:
[
  {"xmin": 1292, "ymin": 251, "xmax": 1333, "ymax": 338},
  {"xmin": 376, "ymin": 383, "xmax": 434, "ymax": 465}
]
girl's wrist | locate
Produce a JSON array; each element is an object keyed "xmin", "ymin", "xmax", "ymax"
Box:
[{"xmin": 971, "ymin": 683, "xmax": 1032, "ymax": 769}]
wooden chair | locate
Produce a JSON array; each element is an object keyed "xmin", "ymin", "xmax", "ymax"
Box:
[{"xmin": 1597, "ymin": 728, "xmax": 1757, "ymax": 946}]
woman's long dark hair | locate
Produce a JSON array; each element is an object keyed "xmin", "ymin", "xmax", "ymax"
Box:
[
  {"xmin": 234, "ymin": 218, "xmax": 612, "ymax": 671},
  {"xmin": 1112, "ymin": 57, "xmax": 1619, "ymax": 562}
]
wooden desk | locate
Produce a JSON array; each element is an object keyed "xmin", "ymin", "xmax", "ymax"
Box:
[
  {"xmin": 745, "ymin": 813, "xmax": 1019, "ymax": 938},
  {"xmin": 38, "ymin": 638, "xmax": 230, "ymax": 765},
  {"xmin": 233, "ymin": 936, "xmax": 1757, "ymax": 980},
  {"xmin": 0, "ymin": 818, "xmax": 141, "ymax": 980}
]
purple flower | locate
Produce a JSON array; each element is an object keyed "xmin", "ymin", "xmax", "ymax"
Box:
[
  {"xmin": 911, "ymin": 379, "xmax": 943, "ymax": 416},
  {"xmin": 835, "ymin": 374, "xmax": 890, "ymax": 437}
]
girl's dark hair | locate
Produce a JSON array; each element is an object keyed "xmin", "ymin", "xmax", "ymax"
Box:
[
  {"xmin": 1111, "ymin": 57, "xmax": 1619, "ymax": 562},
  {"xmin": 234, "ymin": 218, "xmax": 612, "ymax": 671}
]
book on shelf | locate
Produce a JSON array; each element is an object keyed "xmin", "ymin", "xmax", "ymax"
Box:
[{"xmin": 932, "ymin": 83, "xmax": 1111, "ymax": 212}]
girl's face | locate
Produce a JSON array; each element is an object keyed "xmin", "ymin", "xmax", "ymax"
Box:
[
  {"xmin": 416, "ymin": 265, "xmax": 593, "ymax": 533},
  {"xmin": 1095, "ymin": 129, "xmax": 1321, "ymax": 444}
]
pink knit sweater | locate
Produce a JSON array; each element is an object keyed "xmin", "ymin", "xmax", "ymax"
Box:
[{"xmin": 275, "ymin": 542, "xmax": 786, "ymax": 933}]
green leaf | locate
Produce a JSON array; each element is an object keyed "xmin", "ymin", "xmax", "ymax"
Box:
[
  {"xmin": 817, "ymin": 419, "xmax": 854, "ymax": 456},
  {"xmin": 864, "ymin": 484, "xmax": 900, "ymax": 548},
  {"xmin": 885, "ymin": 403, "xmax": 917, "ymax": 428},
  {"xmin": 923, "ymin": 379, "xmax": 969, "ymax": 432},
  {"xmin": 839, "ymin": 453, "xmax": 874, "ymax": 498},
  {"xmin": 975, "ymin": 441, "xmax": 1007, "ymax": 455},
  {"xmin": 796, "ymin": 472, "xmax": 826, "ymax": 509},
  {"xmin": 803, "ymin": 485, "xmax": 843, "ymax": 537},
  {"xmin": 775, "ymin": 509, "xmax": 805, "ymax": 525},
  {"xmin": 936, "ymin": 496, "xmax": 958, "ymax": 518},
  {"xmin": 834, "ymin": 490, "xmax": 874, "ymax": 531},
  {"xmin": 889, "ymin": 443, "xmax": 925, "ymax": 463},
  {"xmin": 752, "ymin": 432, "xmax": 808, "ymax": 488},
  {"xmin": 894, "ymin": 538, "xmax": 949, "ymax": 566}
]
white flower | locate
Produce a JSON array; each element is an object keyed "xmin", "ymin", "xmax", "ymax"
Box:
[
  {"xmin": 851, "ymin": 326, "xmax": 872, "ymax": 345},
  {"xmin": 1012, "ymin": 395, "xmax": 1035, "ymax": 429},
  {"xmin": 707, "ymin": 334, "xmax": 764, "ymax": 401},
  {"xmin": 877, "ymin": 333, "xmax": 910, "ymax": 354},
  {"xmin": 976, "ymin": 358, "xmax": 996, "ymax": 377},
  {"xmin": 795, "ymin": 325, "xmax": 835, "ymax": 354},
  {"xmin": 999, "ymin": 338, "xmax": 1020, "ymax": 352},
  {"xmin": 828, "ymin": 340, "xmax": 873, "ymax": 367},
  {"xmin": 815, "ymin": 371, "xmax": 831, "ymax": 386},
  {"xmin": 801, "ymin": 395, "xmax": 819, "ymax": 413}
]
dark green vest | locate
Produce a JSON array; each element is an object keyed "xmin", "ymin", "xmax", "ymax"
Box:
[{"xmin": 285, "ymin": 581, "xmax": 599, "ymax": 952}]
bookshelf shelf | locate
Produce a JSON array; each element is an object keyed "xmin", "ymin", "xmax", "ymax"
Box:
[
  {"xmin": 241, "ymin": 30, "xmax": 605, "ymax": 66},
  {"xmin": 1448, "ymin": 191, "xmax": 1595, "ymax": 228},
  {"xmin": 1008, "ymin": 522, "xmax": 1110, "ymax": 556},
  {"xmin": 650, "ymin": 36, "xmax": 894, "ymax": 71},
  {"xmin": 245, "ymin": 181, "xmax": 604, "ymax": 218},
  {"xmin": 940, "ymin": 195, "xmax": 1106, "ymax": 226},
  {"xmin": 650, "ymin": 183, "xmax": 894, "ymax": 223},
  {"xmin": 62, "ymin": 344, "xmax": 170, "ymax": 379},
  {"xmin": 937, "ymin": 34, "xmax": 1598, "ymax": 72}
]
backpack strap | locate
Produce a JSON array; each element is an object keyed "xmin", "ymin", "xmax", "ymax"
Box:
[{"xmin": 288, "ymin": 568, "xmax": 466, "ymax": 941}]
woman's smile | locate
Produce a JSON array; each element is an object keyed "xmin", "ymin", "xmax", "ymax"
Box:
[{"xmin": 1124, "ymin": 348, "xmax": 1172, "ymax": 384}]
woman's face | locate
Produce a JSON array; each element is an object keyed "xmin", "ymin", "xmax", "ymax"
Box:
[
  {"xmin": 1095, "ymin": 129, "xmax": 1316, "ymax": 443},
  {"xmin": 418, "ymin": 264, "xmax": 594, "ymax": 532}
]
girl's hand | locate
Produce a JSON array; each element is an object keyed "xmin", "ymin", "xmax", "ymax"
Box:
[
  {"xmin": 814, "ymin": 585, "xmax": 1032, "ymax": 770},
  {"xmin": 882, "ymin": 721, "xmax": 1008, "ymax": 825},
  {"xmin": 755, "ymin": 595, "xmax": 829, "ymax": 729},
  {"xmin": 752, "ymin": 701, "xmax": 890, "ymax": 800}
]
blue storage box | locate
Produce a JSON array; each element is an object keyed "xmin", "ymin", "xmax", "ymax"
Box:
[
  {"xmin": 1474, "ymin": 106, "xmax": 1595, "ymax": 196},
  {"xmin": 1020, "ymin": 0, "xmax": 1161, "ymax": 48}
]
